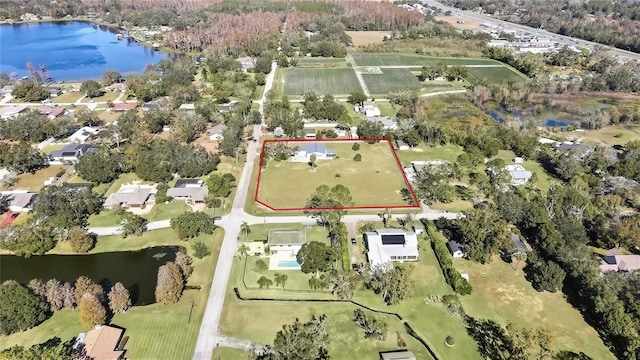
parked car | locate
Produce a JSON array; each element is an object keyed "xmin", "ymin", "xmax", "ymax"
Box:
[{"xmin": 351, "ymin": 237, "xmax": 357, "ymax": 245}]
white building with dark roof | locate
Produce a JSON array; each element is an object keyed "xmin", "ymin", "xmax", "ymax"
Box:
[
  {"xmin": 364, "ymin": 229, "xmax": 419, "ymax": 268},
  {"xmin": 166, "ymin": 179, "xmax": 208, "ymax": 203},
  {"xmin": 505, "ymin": 164, "xmax": 532, "ymax": 186},
  {"xmin": 292, "ymin": 143, "xmax": 336, "ymax": 162}
]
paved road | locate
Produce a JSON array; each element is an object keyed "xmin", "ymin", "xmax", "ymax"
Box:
[{"xmin": 422, "ymin": 0, "xmax": 640, "ymax": 62}]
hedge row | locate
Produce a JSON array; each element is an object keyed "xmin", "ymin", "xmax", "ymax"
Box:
[{"xmin": 427, "ymin": 224, "xmax": 473, "ymax": 295}]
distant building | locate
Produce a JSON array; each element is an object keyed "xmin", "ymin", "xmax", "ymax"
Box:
[
  {"xmin": 207, "ymin": 124, "xmax": 227, "ymax": 141},
  {"xmin": 37, "ymin": 105, "xmax": 64, "ymax": 119},
  {"xmin": 1, "ymin": 85, "xmax": 15, "ymax": 95},
  {"xmin": 365, "ymin": 229, "xmax": 419, "ymax": 268},
  {"xmin": 0, "ymin": 191, "xmax": 36, "ymax": 213},
  {"xmin": 292, "ymin": 143, "xmax": 336, "ymax": 162},
  {"xmin": 109, "ymin": 103, "xmax": 138, "ymax": 112},
  {"xmin": 106, "ymin": 83, "xmax": 126, "ymax": 92},
  {"xmin": 77, "ymin": 325, "xmax": 126, "ymax": 360},
  {"xmin": 557, "ymin": 142, "xmax": 593, "ymax": 160},
  {"xmin": 178, "ymin": 103, "xmax": 195, "ymax": 112},
  {"xmin": 362, "ymin": 101, "xmax": 381, "ymax": 117},
  {"xmin": 104, "ymin": 184, "xmax": 156, "ymax": 210},
  {"xmin": 267, "ymin": 230, "xmax": 307, "ymax": 258},
  {"xmin": 48, "ymin": 143, "xmax": 98, "ymax": 163},
  {"xmin": 47, "ymin": 87, "xmax": 62, "ymax": 98},
  {"xmin": 447, "ymin": 240, "xmax": 464, "ymax": 258},
  {"xmin": 379, "ymin": 350, "xmax": 417, "ymax": 360},
  {"xmin": 166, "ymin": 179, "xmax": 208, "ymax": 204},
  {"xmin": 304, "ymin": 129, "xmax": 317, "ymax": 139},
  {"xmin": 0, "ymin": 105, "xmax": 27, "ymax": 119},
  {"xmin": 505, "ymin": 164, "xmax": 532, "ymax": 186},
  {"xmin": 395, "ymin": 139, "xmax": 410, "ymax": 151},
  {"xmin": 68, "ymin": 127, "xmax": 100, "ymax": 143},
  {"xmin": 600, "ymin": 248, "xmax": 640, "ymax": 272},
  {"xmin": 363, "ymin": 116, "xmax": 397, "ymax": 130},
  {"xmin": 509, "ymin": 233, "xmax": 528, "ymax": 255}
]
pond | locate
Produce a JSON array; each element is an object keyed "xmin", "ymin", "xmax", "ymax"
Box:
[
  {"xmin": 0, "ymin": 21, "xmax": 171, "ymax": 81},
  {"xmin": 0, "ymin": 246, "xmax": 183, "ymax": 305}
]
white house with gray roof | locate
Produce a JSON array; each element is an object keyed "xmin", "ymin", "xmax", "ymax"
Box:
[
  {"xmin": 505, "ymin": 164, "xmax": 532, "ymax": 186},
  {"xmin": 166, "ymin": 179, "xmax": 208, "ymax": 203},
  {"xmin": 365, "ymin": 229, "xmax": 419, "ymax": 268},
  {"xmin": 104, "ymin": 183, "xmax": 157, "ymax": 210}
]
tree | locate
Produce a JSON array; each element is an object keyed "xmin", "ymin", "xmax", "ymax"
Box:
[
  {"xmin": 270, "ymin": 315, "xmax": 329, "ymax": 360},
  {"xmin": 174, "ymin": 251, "xmax": 194, "ymax": 279},
  {"xmin": 207, "ymin": 173, "xmax": 236, "ymax": 198},
  {"xmin": 254, "ymin": 259, "xmax": 268, "ymax": 273},
  {"xmin": 238, "ymin": 244, "xmax": 250, "ymax": 259},
  {"xmin": 5, "ymin": 142, "xmax": 45, "ymax": 174},
  {"xmin": 11, "ymin": 81, "xmax": 47, "ymax": 101},
  {"xmin": 155, "ymin": 262, "xmax": 185, "ymax": 304},
  {"xmin": 0, "ymin": 221, "xmax": 57, "ymax": 257},
  {"xmin": 75, "ymin": 150, "xmax": 125, "ymax": 184},
  {"xmin": 356, "ymin": 120, "xmax": 385, "ymax": 140},
  {"xmin": 80, "ymin": 80, "xmax": 104, "ymax": 98},
  {"xmin": 74, "ymin": 276, "xmax": 104, "ymax": 304},
  {"xmin": 102, "ymin": 70, "xmax": 122, "ymax": 85},
  {"xmin": 257, "ymin": 276, "xmax": 273, "ymax": 289},
  {"xmin": 108, "ymin": 282, "xmax": 131, "ymax": 314},
  {"xmin": 74, "ymin": 107, "xmax": 103, "ymax": 127},
  {"xmin": 412, "ymin": 164, "xmax": 455, "ymax": 205},
  {"xmin": 69, "ymin": 226, "xmax": 95, "ymax": 253},
  {"xmin": 353, "ymin": 309, "xmax": 388, "ymax": 341},
  {"xmin": 0, "ymin": 281, "xmax": 50, "ymax": 335},
  {"xmin": 170, "ymin": 212, "xmax": 216, "ymax": 240},
  {"xmin": 347, "ymin": 91, "xmax": 367, "ymax": 107},
  {"xmin": 353, "ymin": 153, "xmax": 362, "ymax": 161},
  {"xmin": 241, "ymin": 221, "xmax": 251, "ymax": 241},
  {"xmin": 120, "ymin": 212, "xmax": 149, "ymax": 238},
  {"xmin": 352, "ymin": 143, "xmax": 360, "ymax": 151},
  {"xmin": 274, "ymin": 273, "xmax": 288, "ymax": 289},
  {"xmin": 78, "ymin": 293, "xmax": 107, "ymax": 329},
  {"xmin": 449, "ymin": 208, "xmax": 509, "ymax": 264},
  {"xmin": 32, "ymin": 186, "xmax": 103, "ymax": 229},
  {"xmin": 525, "ymin": 259, "xmax": 566, "ymax": 293},
  {"xmin": 366, "ymin": 263, "xmax": 413, "ymax": 305},
  {"xmin": 172, "ymin": 112, "xmax": 207, "ymax": 143},
  {"xmin": 296, "ymin": 241, "xmax": 339, "ymax": 277},
  {"xmin": 324, "ymin": 270, "xmax": 361, "ymax": 300},
  {"xmin": 192, "ymin": 241, "xmax": 211, "ymax": 259},
  {"xmin": 0, "ymin": 337, "xmax": 73, "ymax": 359},
  {"xmin": 304, "ymin": 184, "xmax": 353, "ymax": 225}
]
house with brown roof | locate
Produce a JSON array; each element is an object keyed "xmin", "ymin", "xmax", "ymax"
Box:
[
  {"xmin": 104, "ymin": 184, "xmax": 156, "ymax": 210},
  {"xmin": 108, "ymin": 103, "xmax": 138, "ymax": 112},
  {"xmin": 0, "ymin": 105, "xmax": 27, "ymax": 119},
  {"xmin": 166, "ymin": 179, "xmax": 209, "ymax": 204},
  {"xmin": 600, "ymin": 248, "xmax": 640, "ymax": 272},
  {"xmin": 106, "ymin": 83, "xmax": 126, "ymax": 92},
  {"xmin": 37, "ymin": 105, "xmax": 65, "ymax": 119},
  {"xmin": 0, "ymin": 191, "xmax": 36, "ymax": 213},
  {"xmin": 81, "ymin": 325, "xmax": 126, "ymax": 360}
]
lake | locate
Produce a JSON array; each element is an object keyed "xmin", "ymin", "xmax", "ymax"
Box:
[
  {"xmin": 0, "ymin": 21, "xmax": 170, "ymax": 81},
  {"xmin": 0, "ymin": 246, "xmax": 183, "ymax": 305}
]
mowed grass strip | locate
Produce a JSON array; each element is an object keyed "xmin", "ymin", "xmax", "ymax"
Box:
[
  {"xmin": 257, "ymin": 141, "xmax": 411, "ymax": 209},
  {"xmin": 465, "ymin": 66, "xmax": 526, "ymax": 83},
  {"xmin": 283, "ymin": 68, "xmax": 361, "ymax": 96},
  {"xmin": 352, "ymin": 53, "xmax": 501, "ymax": 67},
  {"xmin": 453, "ymin": 256, "xmax": 615, "ymax": 359},
  {"xmin": 363, "ymin": 68, "xmax": 423, "ymax": 95}
]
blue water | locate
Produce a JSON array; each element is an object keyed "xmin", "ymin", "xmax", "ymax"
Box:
[
  {"xmin": 546, "ymin": 119, "xmax": 568, "ymax": 127},
  {"xmin": 278, "ymin": 260, "xmax": 301, "ymax": 268},
  {"xmin": 0, "ymin": 22, "xmax": 170, "ymax": 81}
]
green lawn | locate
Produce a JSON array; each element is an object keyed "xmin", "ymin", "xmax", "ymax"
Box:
[
  {"xmin": 297, "ymin": 57, "xmax": 348, "ymax": 68},
  {"xmin": 104, "ymin": 172, "xmax": 144, "ymax": 196},
  {"xmin": 493, "ymin": 150, "xmax": 556, "ymax": 193},
  {"xmin": 80, "ymin": 91, "xmax": 120, "ymax": 103},
  {"xmin": 145, "ymin": 201, "xmax": 190, "ymax": 221},
  {"xmin": 283, "ymin": 68, "xmax": 362, "ymax": 96},
  {"xmin": 257, "ymin": 141, "xmax": 412, "ymax": 209},
  {"xmin": 453, "ymin": 256, "xmax": 615, "ymax": 359},
  {"xmin": 53, "ymin": 227, "xmax": 184, "ymax": 254},
  {"xmin": 51, "ymin": 92, "xmax": 83, "ymax": 103},
  {"xmin": 352, "ymin": 53, "xmax": 501, "ymax": 67},
  {"xmin": 578, "ymin": 124, "xmax": 640, "ymax": 146},
  {"xmin": 465, "ymin": 66, "xmax": 526, "ymax": 84},
  {"xmin": 1, "ymin": 229, "xmax": 223, "ymax": 360},
  {"xmin": 7, "ymin": 165, "xmax": 67, "ymax": 192},
  {"xmin": 222, "ymin": 236, "xmax": 481, "ymax": 359},
  {"xmin": 362, "ymin": 69, "xmax": 423, "ymax": 95},
  {"xmin": 211, "ymin": 347, "xmax": 248, "ymax": 359}
]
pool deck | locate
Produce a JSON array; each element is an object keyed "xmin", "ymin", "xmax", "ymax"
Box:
[{"xmin": 268, "ymin": 255, "xmax": 301, "ymax": 271}]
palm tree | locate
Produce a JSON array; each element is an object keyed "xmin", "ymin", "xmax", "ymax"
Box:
[
  {"xmin": 512, "ymin": 252, "xmax": 527, "ymax": 271},
  {"xmin": 274, "ymin": 273, "xmax": 288, "ymax": 289},
  {"xmin": 257, "ymin": 276, "xmax": 273, "ymax": 289},
  {"xmin": 309, "ymin": 154, "xmax": 317, "ymax": 171},
  {"xmin": 308, "ymin": 277, "xmax": 322, "ymax": 291},
  {"xmin": 240, "ymin": 221, "xmax": 251, "ymax": 241},
  {"xmin": 237, "ymin": 244, "xmax": 250, "ymax": 259}
]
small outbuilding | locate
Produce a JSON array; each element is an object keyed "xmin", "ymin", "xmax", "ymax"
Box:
[{"xmin": 447, "ymin": 240, "xmax": 464, "ymax": 258}]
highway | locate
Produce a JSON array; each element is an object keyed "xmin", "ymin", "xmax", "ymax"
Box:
[{"xmin": 422, "ymin": 0, "xmax": 640, "ymax": 62}]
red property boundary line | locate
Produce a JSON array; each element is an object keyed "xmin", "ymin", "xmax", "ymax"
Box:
[{"xmin": 254, "ymin": 138, "xmax": 420, "ymax": 211}]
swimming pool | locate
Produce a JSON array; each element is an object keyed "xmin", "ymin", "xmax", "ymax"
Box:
[{"xmin": 278, "ymin": 260, "xmax": 301, "ymax": 268}]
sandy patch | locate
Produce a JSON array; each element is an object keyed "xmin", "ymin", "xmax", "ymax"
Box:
[
  {"xmin": 435, "ymin": 15, "xmax": 482, "ymax": 31},
  {"xmin": 346, "ymin": 31, "xmax": 391, "ymax": 47}
]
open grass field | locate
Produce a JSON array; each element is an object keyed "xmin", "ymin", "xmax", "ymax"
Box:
[
  {"xmin": 362, "ymin": 68, "xmax": 423, "ymax": 95},
  {"xmin": 283, "ymin": 68, "xmax": 361, "ymax": 96},
  {"xmin": 345, "ymin": 31, "xmax": 390, "ymax": 47},
  {"xmin": 222, "ymin": 236, "xmax": 482, "ymax": 359},
  {"xmin": 211, "ymin": 347, "xmax": 248, "ymax": 359},
  {"xmin": 88, "ymin": 201, "xmax": 190, "ymax": 227},
  {"xmin": 465, "ymin": 66, "xmax": 527, "ymax": 84},
  {"xmin": 80, "ymin": 91, "xmax": 120, "ymax": 103},
  {"xmin": 421, "ymin": 95, "xmax": 494, "ymax": 128},
  {"xmin": 50, "ymin": 92, "xmax": 83, "ymax": 103},
  {"xmin": 296, "ymin": 57, "xmax": 348, "ymax": 68},
  {"xmin": 395, "ymin": 144, "xmax": 465, "ymax": 165},
  {"xmin": 6, "ymin": 165, "xmax": 67, "ymax": 192},
  {"xmin": 453, "ymin": 256, "xmax": 615, "ymax": 359},
  {"xmin": 352, "ymin": 53, "xmax": 501, "ymax": 67},
  {"xmin": 577, "ymin": 124, "xmax": 640, "ymax": 146},
  {"xmin": 256, "ymin": 141, "xmax": 413, "ymax": 209},
  {"xmin": 1, "ymin": 228, "xmax": 223, "ymax": 360},
  {"xmin": 104, "ymin": 172, "xmax": 144, "ymax": 196}
]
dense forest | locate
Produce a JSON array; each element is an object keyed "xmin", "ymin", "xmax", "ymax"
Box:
[{"xmin": 440, "ymin": 0, "xmax": 640, "ymax": 53}]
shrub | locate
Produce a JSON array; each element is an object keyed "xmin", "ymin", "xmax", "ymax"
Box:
[
  {"xmin": 254, "ymin": 259, "xmax": 268, "ymax": 273},
  {"xmin": 352, "ymin": 143, "xmax": 360, "ymax": 151},
  {"xmin": 192, "ymin": 241, "xmax": 211, "ymax": 259},
  {"xmin": 429, "ymin": 224, "xmax": 472, "ymax": 295},
  {"xmin": 354, "ymin": 153, "xmax": 362, "ymax": 161},
  {"xmin": 445, "ymin": 336, "xmax": 455, "ymax": 346},
  {"xmin": 69, "ymin": 227, "xmax": 95, "ymax": 253}
]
